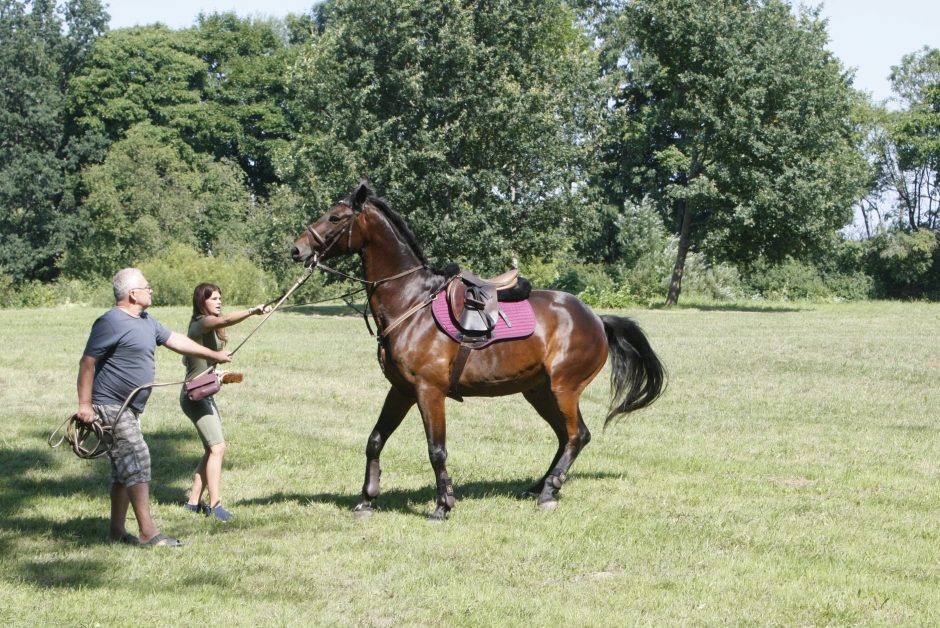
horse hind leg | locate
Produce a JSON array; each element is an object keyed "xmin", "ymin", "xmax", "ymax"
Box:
[
  {"xmin": 522, "ymin": 385, "xmax": 591, "ymax": 510},
  {"xmin": 354, "ymin": 386, "xmax": 415, "ymax": 518}
]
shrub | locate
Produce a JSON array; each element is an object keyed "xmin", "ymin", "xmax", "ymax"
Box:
[
  {"xmin": 745, "ymin": 259, "xmax": 830, "ymax": 301},
  {"xmin": 822, "ymin": 272, "xmax": 873, "ymax": 301},
  {"xmin": 139, "ymin": 243, "xmax": 276, "ymax": 306},
  {"xmin": 866, "ymin": 229, "xmax": 938, "ymax": 298}
]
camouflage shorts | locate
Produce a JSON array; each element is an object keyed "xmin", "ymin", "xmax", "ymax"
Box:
[{"xmin": 93, "ymin": 404, "xmax": 151, "ymax": 487}]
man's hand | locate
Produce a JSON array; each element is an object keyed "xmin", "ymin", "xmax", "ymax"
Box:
[{"xmin": 76, "ymin": 402, "xmax": 96, "ymax": 424}]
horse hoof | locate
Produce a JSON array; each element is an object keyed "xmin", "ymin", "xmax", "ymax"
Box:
[
  {"xmin": 353, "ymin": 504, "xmax": 374, "ymax": 519},
  {"xmin": 538, "ymin": 499, "xmax": 558, "ymax": 511},
  {"xmin": 428, "ymin": 508, "xmax": 448, "ymax": 522}
]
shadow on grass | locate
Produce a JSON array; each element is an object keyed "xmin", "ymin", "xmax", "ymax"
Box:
[
  {"xmin": 1, "ymin": 428, "xmax": 226, "ymax": 589},
  {"xmin": 20, "ymin": 556, "xmax": 108, "ymax": 589},
  {"xmin": 1, "ymin": 428, "xmax": 205, "ymax": 548},
  {"xmin": 234, "ymin": 471, "xmax": 625, "ymax": 518},
  {"xmin": 648, "ymin": 302, "xmax": 807, "ymax": 313}
]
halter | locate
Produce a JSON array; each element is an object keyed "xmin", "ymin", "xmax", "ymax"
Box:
[
  {"xmin": 304, "ymin": 201, "xmax": 357, "ymax": 267},
  {"xmin": 302, "ymin": 201, "xmax": 447, "ymax": 342}
]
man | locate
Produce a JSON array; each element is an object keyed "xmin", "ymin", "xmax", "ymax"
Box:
[{"xmin": 76, "ymin": 268, "xmax": 233, "ymax": 547}]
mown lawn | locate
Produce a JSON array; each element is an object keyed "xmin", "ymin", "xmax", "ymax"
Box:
[{"xmin": 1, "ymin": 300, "xmax": 938, "ymax": 625}]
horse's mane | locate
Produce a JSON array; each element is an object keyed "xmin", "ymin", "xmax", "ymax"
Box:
[
  {"xmin": 343, "ymin": 191, "xmax": 444, "ymax": 273},
  {"xmin": 368, "ymin": 195, "xmax": 430, "ymax": 264}
]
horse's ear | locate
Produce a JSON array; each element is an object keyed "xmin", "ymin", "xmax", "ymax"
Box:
[{"xmin": 352, "ymin": 178, "xmax": 372, "ymax": 211}]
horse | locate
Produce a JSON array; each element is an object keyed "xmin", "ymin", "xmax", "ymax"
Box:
[{"xmin": 291, "ymin": 181, "xmax": 665, "ymax": 520}]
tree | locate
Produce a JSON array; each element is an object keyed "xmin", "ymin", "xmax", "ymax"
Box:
[
  {"xmin": 183, "ymin": 13, "xmax": 301, "ymax": 195},
  {"xmin": 65, "ymin": 16, "xmax": 302, "ymax": 197},
  {"xmin": 0, "ymin": 0, "xmax": 106, "ymax": 282},
  {"xmin": 881, "ymin": 47, "xmax": 940, "ymax": 232},
  {"xmin": 61, "ymin": 122, "xmax": 252, "ymax": 278},
  {"xmin": 285, "ymin": 0, "xmax": 598, "ymax": 273},
  {"xmin": 595, "ymin": 0, "xmax": 867, "ymax": 304},
  {"xmin": 64, "ymin": 25, "xmax": 206, "ymax": 162}
]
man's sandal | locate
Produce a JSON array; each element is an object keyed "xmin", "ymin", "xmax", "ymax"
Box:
[{"xmin": 140, "ymin": 533, "xmax": 183, "ymax": 548}]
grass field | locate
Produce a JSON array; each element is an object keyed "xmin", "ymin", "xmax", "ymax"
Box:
[{"xmin": 1, "ymin": 300, "xmax": 938, "ymax": 626}]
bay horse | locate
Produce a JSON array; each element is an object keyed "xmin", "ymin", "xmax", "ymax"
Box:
[{"xmin": 292, "ymin": 181, "xmax": 665, "ymax": 520}]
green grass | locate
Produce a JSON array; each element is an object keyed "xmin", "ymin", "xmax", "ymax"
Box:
[{"xmin": 1, "ymin": 301, "xmax": 938, "ymax": 625}]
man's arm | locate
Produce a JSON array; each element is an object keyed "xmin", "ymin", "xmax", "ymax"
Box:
[
  {"xmin": 76, "ymin": 355, "xmax": 97, "ymax": 423},
  {"xmin": 163, "ymin": 331, "xmax": 232, "ymax": 364}
]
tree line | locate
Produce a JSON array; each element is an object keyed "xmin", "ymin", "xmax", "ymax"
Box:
[{"xmin": 1, "ymin": 0, "xmax": 938, "ymax": 306}]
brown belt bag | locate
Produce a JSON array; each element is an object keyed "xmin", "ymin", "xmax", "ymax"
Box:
[{"xmin": 185, "ymin": 372, "xmax": 221, "ymax": 401}]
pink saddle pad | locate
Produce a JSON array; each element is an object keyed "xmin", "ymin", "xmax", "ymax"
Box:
[{"xmin": 431, "ymin": 293, "xmax": 536, "ymax": 348}]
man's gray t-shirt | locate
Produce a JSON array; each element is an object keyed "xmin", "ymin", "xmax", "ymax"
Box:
[{"xmin": 83, "ymin": 308, "xmax": 171, "ymax": 413}]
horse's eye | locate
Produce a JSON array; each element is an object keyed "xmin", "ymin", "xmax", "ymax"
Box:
[{"xmin": 329, "ymin": 215, "xmax": 342, "ymax": 223}]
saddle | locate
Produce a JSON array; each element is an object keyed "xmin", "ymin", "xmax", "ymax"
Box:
[
  {"xmin": 446, "ymin": 268, "xmax": 531, "ymax": 338},
  {"xmin": 439, "ymin": 266, "xmax": 534, "ymax": 401}
]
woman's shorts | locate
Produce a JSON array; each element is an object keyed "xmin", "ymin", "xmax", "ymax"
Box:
[{"xmin": 179, "ymin": 389, "xmax": 224, "ymax": 447}]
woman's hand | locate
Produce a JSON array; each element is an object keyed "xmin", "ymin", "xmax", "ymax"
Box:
[{"xmin": 251, "ymin": 304, "xmax": 273, "ymax": 315}]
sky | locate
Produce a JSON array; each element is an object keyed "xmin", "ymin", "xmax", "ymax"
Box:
[{"xmin": 105, "ymin": 0, "xmax": 939, "ymax": 104}]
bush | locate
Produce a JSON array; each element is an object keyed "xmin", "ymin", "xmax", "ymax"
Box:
[
  {"xmin": 866, "ymin": 229, "xmax": 939, "ymax": 298},
  {"xmin": 0, "ymin": 269, "xmax": 115, "ymax": 308},
  {"xmin": 822, "ymin": 272, "xmax": 873, "ymax": 301},
  {"xmin": 139, "ymin": 243, "xmax": 276, "ymax": 306},
  {"xmin": 745, "ymin": 259, "xmax": 831, "ymax": 301}
]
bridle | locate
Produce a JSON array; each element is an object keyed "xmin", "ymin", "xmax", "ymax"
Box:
[
  {"xmin": 302, "ymin": 201, "xmax": 454, "ymax": 342},
  {"xmin": 303, "ymin": 201, "xmax": 357, "ymax": 268}
]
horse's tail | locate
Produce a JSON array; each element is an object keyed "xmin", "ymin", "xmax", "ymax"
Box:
[{"xmin": 600, "ymin": 315, "xmax": 666, "ymax": 427}]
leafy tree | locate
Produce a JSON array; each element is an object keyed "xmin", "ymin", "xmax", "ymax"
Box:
[
  {"xmin": 866, "ymin": 228, "xmax": 938, "ymax": 298},
  {"xmin": 881, "ymin": 47, "xmax": 940, "ymax": 232},
  {"xmin": 64, "ymin": 25, "xmax": 205, "ymax": 164},
  {"xmin": 62, "ymin": 17, "xmax": 305, "ymax": 279},
  {"xmin": 65, "ymin": 16, "xmax": 302, "ymax": 196},
  {"xmin": 595, "ymin": 0, "xmax": 867, "ymax": 304},
  {"xmin": 285, "ymin": 0, "xmax": 598, "ymax": 273},
  {"xmin": 183, "ymin": 13, "xmax": 302, "ymax": 195},
  {"xmin": 0, "ymin": 0, "xmax": 106, "ymax": 282},
  {"xmin": 61, "ymin": 122, "xmax": 252, "ymax": 278}
]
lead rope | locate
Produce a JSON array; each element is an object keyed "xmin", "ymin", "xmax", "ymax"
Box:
[{"xmin": 50, "ymin": 267, "xmax": 317, "ymax": 459}]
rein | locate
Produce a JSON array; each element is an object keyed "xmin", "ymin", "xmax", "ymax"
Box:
[
  {"xmin": 308, "ymin": 257, "xmax": 452, "ymax": 342},
  {"xmin": 48, "ymin": 414, "xmax": 113, "ymax": 459}
]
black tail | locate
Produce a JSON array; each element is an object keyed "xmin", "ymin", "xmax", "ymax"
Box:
[{"xmin": 601, "ymin": 315, "xmax": 666, "ymax": 427}]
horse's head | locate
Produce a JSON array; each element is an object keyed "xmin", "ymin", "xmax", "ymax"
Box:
[{"xmin": 291, "ymin": 181, "xmax": 372, "ymax": 265}]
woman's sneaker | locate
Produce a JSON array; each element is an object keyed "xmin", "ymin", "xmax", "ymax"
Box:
[
  {"xmin": 206, "ymin": 504, "xmax": 233, "ymax": 522},
  {"xmin": 183, "ymin": 501, "xmax": 207, "ymax": 514}
]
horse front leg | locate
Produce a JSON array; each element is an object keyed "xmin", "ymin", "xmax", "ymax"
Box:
[
  {"xmin": 354, "ymin": 386, "xmax": 415, "ymax": 518},
  {"xmin": 416, "ymin": 385, "xmax": 453, "ymax": 521}
]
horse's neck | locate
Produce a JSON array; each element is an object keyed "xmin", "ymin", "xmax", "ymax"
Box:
[
  {"xmin": 361, "ymin": 235, "xmax": 422, "ymax": 286},
  {"xmin": 360, "ymin": 213, "xmax": 430, "ymax": 314}
]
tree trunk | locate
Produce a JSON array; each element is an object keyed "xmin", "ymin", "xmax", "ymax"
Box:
[{"xmin": 666, "ymin": 199, "xmax": 692, "ymax": 306}]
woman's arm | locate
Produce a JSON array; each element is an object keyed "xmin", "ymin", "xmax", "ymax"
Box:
[{"xmin": 201, "ymin": 304, "xmax": 272, "ymax": 331}]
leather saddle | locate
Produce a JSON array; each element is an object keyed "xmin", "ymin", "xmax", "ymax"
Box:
[{"xmin": 446, "ymin": 268, "xmax": 531, "ymax": 338}]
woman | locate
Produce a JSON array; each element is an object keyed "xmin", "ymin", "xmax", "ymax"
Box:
[{"xmin": 181, "ymin": 282, "xmax": 270, "ymax": 521}]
